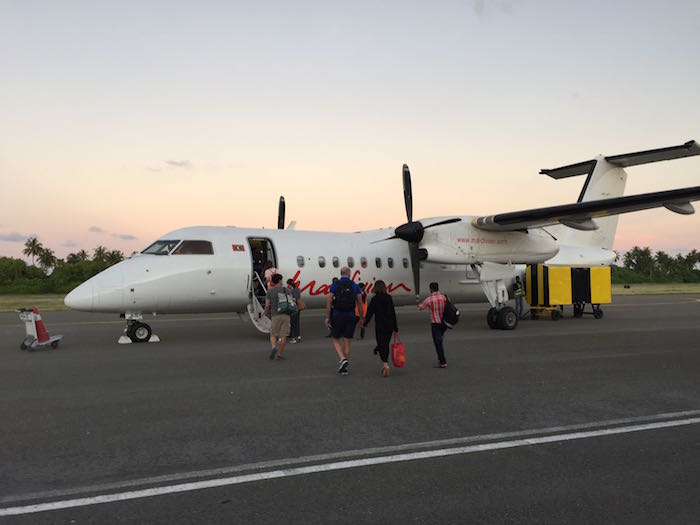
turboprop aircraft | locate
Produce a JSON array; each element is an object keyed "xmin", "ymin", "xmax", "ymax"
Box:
[{"xmin": 64, "ymin": 140, "xmax": 700, "ymax": 343}]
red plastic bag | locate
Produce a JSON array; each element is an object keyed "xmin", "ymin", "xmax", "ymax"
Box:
[{"xmin": 391, "ymin": 333, "xmax": 405, "ymax": 368}]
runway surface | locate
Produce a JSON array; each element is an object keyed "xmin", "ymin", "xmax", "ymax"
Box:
[{"xmin": 0, "ymin": 295, "xmax": 698, "ymax": 524}]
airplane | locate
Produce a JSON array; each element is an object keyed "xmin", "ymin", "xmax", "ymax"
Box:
[{"xmin": 64, "ymin": 140, "xmax": 700, "ymax": 343}]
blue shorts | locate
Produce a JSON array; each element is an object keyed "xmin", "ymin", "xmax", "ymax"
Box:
[{"xmin": 331, "ymin": 315, "xmax": 358, "ymax": 340}]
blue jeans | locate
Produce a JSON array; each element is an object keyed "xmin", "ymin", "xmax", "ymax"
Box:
[{"xmin": 515, "ymin": 296, "xmax": 524, "ymax": 318}]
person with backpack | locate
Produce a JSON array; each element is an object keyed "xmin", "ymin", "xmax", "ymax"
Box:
[
  {"xmin": 363, "ymin": 280, "xmax": 399, "ymax": 377},
  {"xmin": 417, "ymin": 281, "xmax": 449, "ymax": 368},
  {"xmin": 264, "ymin": 273, "xmax": 295, "ymax": 361},
  {"xmin": 325, "ymin": 267, "xmax": 364, "ymax": 375}
]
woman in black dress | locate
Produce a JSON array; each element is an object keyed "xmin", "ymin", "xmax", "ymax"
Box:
[{"xmin": 363, "ymin": 280, "xmax": 399, "ymax": 377}]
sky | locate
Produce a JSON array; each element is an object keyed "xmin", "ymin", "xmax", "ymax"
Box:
[{"xmin": 1, "ymin": 0, "xmax": 699, "ymax": 261}]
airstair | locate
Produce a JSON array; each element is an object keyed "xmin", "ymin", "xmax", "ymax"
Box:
[{"xmin": 246, "ymin": 272, "xmax": 271, "ymax": 333}]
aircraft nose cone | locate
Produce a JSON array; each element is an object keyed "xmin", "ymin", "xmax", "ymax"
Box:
[{"xmin": 64, "ymin": 281, "xmax": 94, "ymax": 311}]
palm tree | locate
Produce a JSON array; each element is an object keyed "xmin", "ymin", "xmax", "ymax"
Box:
[
  {"xmin": 105, "ymin": 250, "xmax": 124, "ymax": 265},
  {"xmin": 23, "ymin": 237, "xmax": 43, "ymax": 266},
  {"xmin": 37, "ymin": 247, "xmax": 57, "ymax": 273},
  {"xmin": 76, "ymin": 249, "xmax": 89, "ymax": 261},
  {"xmin": 93, "ymin": 245, "xmax": 108, "ymax": 263}
]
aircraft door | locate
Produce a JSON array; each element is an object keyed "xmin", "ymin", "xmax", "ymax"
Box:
[{"xmin": 246, "ymin": 237, "xmax": 278, "ymax": 334}]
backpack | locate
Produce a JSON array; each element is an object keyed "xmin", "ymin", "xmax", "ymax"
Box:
[
  {"xmin": 442, "ymin": 296, "xmax": 460, "ymax": 329},
  {"xmin": 276, "ymin": 290, "xmax": 298, "ymax": 315},
  {"xmin": 334, "ymin": 280, "xmax": 356, "ymax": 312}
]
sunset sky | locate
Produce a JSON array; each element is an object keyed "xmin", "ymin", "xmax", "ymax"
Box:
[{"xmin": 1, "ymin": 1, "xmax": 699, "ymax": 262}]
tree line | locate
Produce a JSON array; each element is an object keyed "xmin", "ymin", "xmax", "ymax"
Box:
[
  {"xmin": 612, "ymin": 246, "xmax": 700, "ymax": 283},
  {"xmin": 0, "ymin": 237, "xmax": 126, "ymax": 294}
]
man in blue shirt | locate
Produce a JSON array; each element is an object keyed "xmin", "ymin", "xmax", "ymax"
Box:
[{"xmin": 325, "ymin": 267, "xmax": 364, "ymax": 375}]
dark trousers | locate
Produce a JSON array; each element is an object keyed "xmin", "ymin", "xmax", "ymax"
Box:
[
  {"xmin": 290, "ymin": 312, "xmax": 300, "ymax": 339},
  {"xmin": 431, "ymin": 323, "xmax": 447, "ymax": 365},
  {"xmin": 375, "ymin": 331, "xmax": 393, "ymax": 363}
]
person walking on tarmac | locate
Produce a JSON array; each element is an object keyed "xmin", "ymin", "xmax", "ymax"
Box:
[
  {"xmin": 326, "ymin": 267, "xmax": 364, "ymax": 375},
  {"xmin": 417, "ymin": 282, "xmax": 448, "ymax": 368},
  {"xmin": 264, "ymin": 274, "xmax": 291, "ymax": 361},
  {"xmin": 513, "ymin": 275, "xmax": 526, "ymax": 319},
  {"xmin": 363, "ymin": 280, "xmax": 398, "ymax": 377}
]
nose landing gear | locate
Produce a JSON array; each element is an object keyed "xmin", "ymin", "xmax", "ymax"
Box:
[{"xmin": 118, "ymin": 315, "xmax": 160, "ymax": 344}]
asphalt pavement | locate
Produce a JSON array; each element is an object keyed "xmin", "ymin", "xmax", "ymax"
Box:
[{"xmin": 0, "ymin": 295, "xmax": 698, "ymax": 524}]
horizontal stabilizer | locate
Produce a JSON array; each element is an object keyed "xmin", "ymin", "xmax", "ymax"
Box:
[
  {"xmin": 473, "ymin": 185, "xmax": 700, "ymax": 232},
  {"xmin": 541, "ymin": 140, "xmax": 699, "ymax": 179}
]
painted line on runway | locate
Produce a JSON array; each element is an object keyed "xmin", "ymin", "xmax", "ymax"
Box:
[{"xmin": 2, "ymin": 411, "xmax": 700, "ymax": 516}]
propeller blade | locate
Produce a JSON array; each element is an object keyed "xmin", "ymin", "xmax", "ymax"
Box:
[
  {"xmin": 422, "ymin": 217, "xmax": 462, "ymax": 229},
  {"xmin": 277, "ymin": 196, "xmax": 285, "ymax": 229},
  {"xmin": 402, "ymin": 164, "xmax": 413, "ymax": 223},
  {"xmin": 408, "ymin": 242, "xmax": 421, "ymax": 297}
]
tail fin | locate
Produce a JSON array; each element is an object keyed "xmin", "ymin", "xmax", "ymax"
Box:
[{"xmin": 542, "ymin": 140, "xmax": 699, "ymax": 250}]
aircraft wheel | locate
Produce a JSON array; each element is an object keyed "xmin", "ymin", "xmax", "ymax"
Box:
[
  {"xmin": 498, "ymin": 307, "xmax": 518, "ymax": 330},
  {"xmin": 486, "ymin": 308, "xmax": 499, "ymax": 329},
  {"xmin": 128, "ymin": 322, "xmax": 152, "ymax": 343},
  {"xmin": 593, "ymin": 306, "xmax": 604, "ymax": 319}
]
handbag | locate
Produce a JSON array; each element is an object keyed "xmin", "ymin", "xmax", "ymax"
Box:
[
  {"xmin": 391, "ymin": 333, "xmax": 405, "ymax": 368},
  {"xmin": 297, "ymin": 297, "xmax": 307, "ymax": 311}
]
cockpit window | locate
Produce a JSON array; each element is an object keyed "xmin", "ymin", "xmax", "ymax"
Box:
[
  {"xmin": 172, "ymin": 240, "xmax": 214, "ymax": 255},
  {"xmin": 142, "ymin": 240, "xmax": 180, "ymax": 255}
]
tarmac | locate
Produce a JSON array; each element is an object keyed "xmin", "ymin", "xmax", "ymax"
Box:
[{"xmin": 0, "ymin": 295, "xmax": 698, "ymax": 524}]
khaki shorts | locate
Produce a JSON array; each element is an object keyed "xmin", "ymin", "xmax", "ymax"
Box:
[{"xmin": 270, "ymin": 314, "xmax": 291, "ymax": 337}]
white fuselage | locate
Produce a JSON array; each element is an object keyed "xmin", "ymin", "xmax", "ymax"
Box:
[{"xmin": 64, "ymin": 217, "xmax": 608, "ymax": 316}]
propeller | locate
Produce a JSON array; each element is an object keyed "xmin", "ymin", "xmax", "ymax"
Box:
[
  {"xmin": 393, "ymin": 164, "xmax": 461, "ymax": 297},
  {"xmin": 278, "ymin": 196, "xmax": 285, "ymax": 229}
]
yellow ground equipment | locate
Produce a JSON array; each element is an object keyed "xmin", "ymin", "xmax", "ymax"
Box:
[{"xmin": 525, "ymin": 265, "xmax": 611, "ymax": 320}]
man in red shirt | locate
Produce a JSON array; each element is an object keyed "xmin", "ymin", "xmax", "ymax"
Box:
[{"xmin": 417, "ymin": 281, "xmax": 448, "ymax": 368}]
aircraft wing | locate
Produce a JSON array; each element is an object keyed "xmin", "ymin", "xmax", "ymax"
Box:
[{"xmin": 472, "ymin": 186, "xmax": 700, "ymax": 232}]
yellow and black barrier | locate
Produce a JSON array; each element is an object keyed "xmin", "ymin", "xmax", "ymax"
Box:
[{"xmin": 525, "ymin": 264, "xmax": 610, "ymax": 320}]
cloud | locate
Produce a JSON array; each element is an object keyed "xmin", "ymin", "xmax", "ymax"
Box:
[
  {"xmin": 165, "ymin": 160, "xmax": 192, "ymax": 169},
  {"xmin": 89, "ymin": 226, "xmax": 105, "ymax": 233},
  {"xmin": 62, "ymin": 240, "xmax": 78, "ymax": 247},
  {"xmin": 112, "ymin": 233, "xmax": 137, "ymax": 240},
  {"xmin": 147, "ymin": 166, "xmax": 162, "ymax": 172},
  {"xmin": 0, "ymin": 231, "xmax": 31, "ymax": 242},
  {"xmin": 471, "ymin": 0, "xmax": 515, "ymax": 18}
]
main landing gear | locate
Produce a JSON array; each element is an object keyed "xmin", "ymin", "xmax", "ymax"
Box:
[
  {"xmin": 486, "ymin": 306, "xmax": 518, "ymax": 330},
  {"xmin": 477, "ymin": 262, "xmax": 519, "ymax": 331},
  {"xmin": 118, "ymin": 314, "xmax": 160, "ymax": 344}
]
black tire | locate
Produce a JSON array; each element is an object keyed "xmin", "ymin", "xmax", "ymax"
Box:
[
  {"xmin": 486, "ymin": 308, "xmax": 498, "ymax": 329},
  {"xmin": 51, "ymin": 341, "xmax": 59, "ymax": 349},
  {"xmin": 498, "ymin": 307, "xmax": 518, "ymax": 330},
  {"xmin": 20, "ymin": 336, "xmax": 34, "ymax": 351},
  {"xmin": 593, "ymin": 307, "xmax": 603, "ymax": 319},
  {"xmin": 128, "ymin": 322, "xmax": 152, "ymax": 343},
  {"xmin": 573, "ymin": 304, "xmax": 584, "ymax": 318},
  {"xmin": 551, "ymin": 309, "xmax": 561, "ymax": 321}
]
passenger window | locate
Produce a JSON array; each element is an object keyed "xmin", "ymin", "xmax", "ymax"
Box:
[
  {"xmin": 332, "ymin": 256, "xmax": 339, "ymax": 268},
  {"xmin": 360, "ymin": 257, "xmax": 367, "ymax": 269},
  {"xmin": 171, "ymin": 240, "xmax": 213, "ymax": 255},
  {"xmin": 297, "ymin": 256, "xmax": 305, "ymax": 267},
  {"xmin": 402, "ymin": 257, "xmax": 409, "ymax": 268},
  {"xmin": 318, "ymin": 256, "xmax": 326, "ymax": 268},
  {"xmin": 375, "ymin": 257, "xmax": 382, "ymax": 268},
  {"xmin": 347, "ymin": 256, "xmax": 354, "ymax": 268},
  {"xmin": 388, "ymin": 257, "xmax": 394, "ymax": 268}
]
